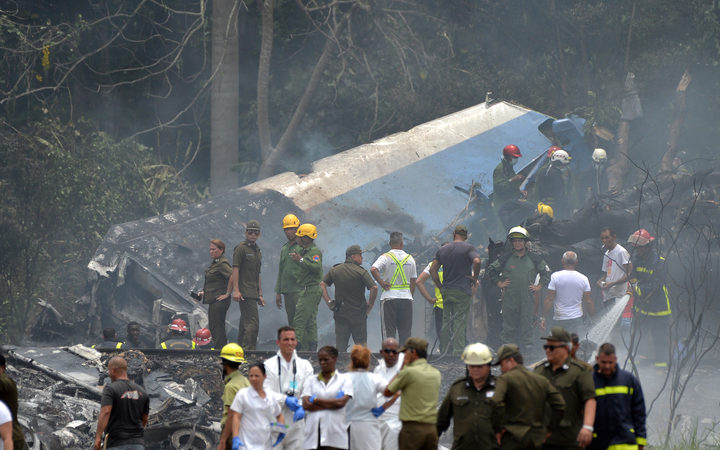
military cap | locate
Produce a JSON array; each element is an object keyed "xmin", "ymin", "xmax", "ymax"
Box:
[
  {"xmin": 345, "ymin": 245, "xmax": 363, "ymax": 257},
  {"xmin": 541, "ymin": 326, "xmax": 571, "ymax": 343},
  {"xmin": 454, "ymin": 224, "xmax": 468, "ymax": 235},
  {"xmin": 399, "ymin": 337, "xmax": 429, "ymax": 353},
  {"xmin": 492, "ymin": 343, "xmax": 519, "ymax": 365},
  {"xmin": 246, "ymin": 220, "xmax": 261, "ymax": 231}
]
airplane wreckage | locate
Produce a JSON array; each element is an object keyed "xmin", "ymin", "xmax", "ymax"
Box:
[{"xmin": 7, "ymin": 75, "xmax": 720, "ymax": 448}]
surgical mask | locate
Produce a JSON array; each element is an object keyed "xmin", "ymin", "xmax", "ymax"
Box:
[{"xmin": 510, "ymin": 158, "xmax": 518, "ymax": 166}]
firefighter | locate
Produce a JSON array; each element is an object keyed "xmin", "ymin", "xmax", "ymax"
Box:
[
  {"xmin": 437, "ymin": 343, "xmax": 498, "ymax": 449},
  {"xmin": 217, "ymin": 343, "xmax": 250, "ymax": 450},
  {"xmin": 159, "ymin": 319, "xmax": 195, "ymax": 349},
  {"xmin": 492, "ymin": 144, "xmax": 526, "ymax": 207},
  {"xmin": 193, "ymin": 328, "xmax": 213, "ymax": 348},
  {"xmin": 627, "ymin": 228, "xmax": 672, "ymax": 367},
  {"xmin": 275, "ymin": 214, "xmax": 302, "ymax": 326},
  {"xmin": 591, "ymin": 148, "xmax": 609, "ymax": 197},
  {"xmin": 289, "ymin": 223, "xmax": 323, "ymax": 351},
  {"xmin": 92, "ymin": 328, "xmax": 124, "ymax": 350},
  {"xmin": 535, "ymin": 149, "xmax": 573, "ymax": 219}
]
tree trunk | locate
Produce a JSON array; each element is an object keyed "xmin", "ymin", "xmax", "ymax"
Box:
[
  {"xmin": 660, "ymin": 70, "xmax": 691, "ymax": 174},
  {"xmin": 607, "ymin": 120, "xmax": 630, "ymax": 192},
  {"xmin": 210, "ymin": 0, "xmax": 240, "ymax": 194},
  {"xmin": 257, "ymin": 0, "xmax": 274, "ymax": 161}
]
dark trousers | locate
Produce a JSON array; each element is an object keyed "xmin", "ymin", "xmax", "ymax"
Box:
[
  {"xmin": 237, "ymin": 298, "xmax": 259, "ymax": 350},
  {"xmin": 382, "ymin": 299, "xmax": 413, "ymax": 344},
  {"xmin": 433, "ymin": 306, "xmax": 443, "ymax": 339},
  {"xmin": 399, "ymin": 421, "xmax": 437, "ymax": 450},
  {"xmin": 283, "ymin": 292, "xmax": 299, "ymax": 326},
  {"xmin": 335, "ymin": 313, "xmax": 367, "ymax": 352},
  {"xmin": 208, "ymin": 298, "xmax": 231, "ymax": 348}
]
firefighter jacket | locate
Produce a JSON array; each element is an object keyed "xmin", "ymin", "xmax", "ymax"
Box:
[
  {"xmin": 589, "ymin": 365, "xmax": 647, "ymax": 450},
  {"xmin": 631, "ymin": 249, "xmax": 671, "ymax": 316}
]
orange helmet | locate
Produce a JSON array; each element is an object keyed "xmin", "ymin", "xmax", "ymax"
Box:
[
  {"xmin": 503, "ymin": 144, "xmax": 522, "ymax": 158},
  {"xmin": 193, "ymin": 328, "xmax": 212, "ymax": 346},
  {"xmin": 169, "ymin": 318, "xmax": 188, "ymax": 332},
  {"xmin": 628, "ymin": 229, "xmax": 654, "ymax": 247}
]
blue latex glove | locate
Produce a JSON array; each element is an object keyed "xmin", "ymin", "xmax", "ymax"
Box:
[
  {"xmin": 272, "ymin": 433, "xmax": 286, "ymax": 447},
  {"xmin": 371, "ymin": 406, "xmax": 385, "ymax": 417},
  {"xmin": 285, "ymin": 396, "xmax": 301, "ymax": 411},
  {"xmin": 293, "ymin": 405, "xmax": 306, "ymax": 422},
  {"xmin": 309, "ymin": 394, "xmax": 316, "ymax": 404},
  {"xmin": 336, "ymin": 390, "xmax": 345, "ymax": 399},
  {"xmin": 231, "ymin": 436, "xmax": 244, "ymax": 450}
]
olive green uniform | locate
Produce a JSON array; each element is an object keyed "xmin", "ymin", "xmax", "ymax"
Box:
[
  {"xmin": 322, "ymin": 258, "xmax": 376, "ymax": 351},
  {"xmin": 221, "ymin": 369, "xmax": 250, "ymax": 450},
  {"xmin": 275, "ymin": 240, "xmax": 303, "ymax": 325},
  {"xmin": 493, "ymin": 159, "xmax": 522, "ymax": 205},
  {"xmin": 492, "ymin": 365, "xmax": 565, "ymax": 449},
  {"xmin": 437, "ymin": 375, "xmax": 498, "ymax": 450},
  {"xmin": 233, "ymin": 240, "xmax": 262, "ymax": 350},
  {"xmin": 534, "ymin": 357, "xmax": 595, "ymax": 449},
  {"xmin": 291, "ymin": 242, "xmax": 323, "ymax": 350},
  {"xmin": 0, "ymin": 374, "xmax": 26, "ymax": 449},
  {"xmin": 204, "ymin": 255, "xmax": 233, "ymax": 348}
]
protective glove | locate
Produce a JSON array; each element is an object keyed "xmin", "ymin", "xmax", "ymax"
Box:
[
  {"xmin": 293, "ymin": 406, "xmax": 306, "ymax": 422},
  {"xmin": 371, "ymin": 406, "xmax": 385, "ymax": 417},
  {"xmin": 285, "ymin": 396, "xmax": 301, "ymax": 411},
  {"xmin": 272, "ymin": 433, "xmax": 286, "ymax": 447},
  {"xmin": 308, "ymin": 394, "xmax": 316, "ymax": 404},
  {"xmin": 336, "ymin": 391, "xmax": 345, "ymax": 399},
  {"xmin": 231, "ymin": 436, "xmax": 244, "ymax": 450}
]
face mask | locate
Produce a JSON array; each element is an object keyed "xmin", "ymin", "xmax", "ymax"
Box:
[{"xmin": 510, "ymin": 158, "xmax": 518, "ymax": 166}]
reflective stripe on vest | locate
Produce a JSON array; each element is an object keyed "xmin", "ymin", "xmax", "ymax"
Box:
[
  {"xmin": 386, "ymin": 253, "xmax": 411, "ymax": 290},
  {"xmin": 607, "ymin": 444, "xmax": 639, "ymax": 450},
  {"xmin": 633, "ymin": 256, "xmax": 671, "ymax": 316},
  {"xmin": 595, "ymin": 385, "xmax": 634, "ymax": 396}
]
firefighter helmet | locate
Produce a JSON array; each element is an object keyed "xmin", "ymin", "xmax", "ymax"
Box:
[
  {"xmin": 461, "ymin": 343, "xmax": 493, "ymax": 365},
  {"xmin": 220, "ymin": 343, "xmax": 246, "ymax": 363},
  {"xmin": 628, "ymin": 228, "xmax": 654, "ymax": 247},
  {"xmin": 592, "ymin": 148, "xmax": 608, "ymax": 163},
  {"xmin": 537, "ymin": 202, "xmax": 554, "ymax": 218},
  {"xmin": 502, "ymin": 144, "xmax": 522, "ymax": 159},
  {"xmin": 296, "ymin": 223, "xmax": 318, "ymax": 240},
  {"xmin": 282, "ymin": 214, "xmax": 300, "ymax": 229},
  {"xmin": 551, "ymin": 149, "xmax": 571, "ymax": 164},
  {"xmin": 507, "ymin": 226, "xmax": 530, "ymax": 240},
  {"xmin": 193, "ymin": 328, "xmax": 212, "ymax": 346},
  {"xmin": 547, "ymin": 146, "xmax": 563, "ymax": 158},
  {"xmin": 169, "ymin": 318, "xmax": 188, "ymax": 332}
]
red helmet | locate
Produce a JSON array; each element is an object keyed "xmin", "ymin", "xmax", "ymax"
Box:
[
  {"xmin": 503, "ymin": 144, "xmax": 522, "ymax": 158},
  {"xmin": 547, "ymin": 146, "xmax": 563, "ymax": 158},
  {"xmin": 193, "ymin": 328, "xmax": 212, "ymax": 346},
  {"xmin": 627, "ymin": 229, "xmax": 655, "ymax": 247},
  {"xmin": 169, "ymin": 318, "xmax": 188, "ymax": 332}
]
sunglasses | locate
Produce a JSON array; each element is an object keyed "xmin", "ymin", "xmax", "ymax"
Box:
[
  {"xmin": 247, "ymin": 230, "xmax": 260, "ymax": 235},
  {"xmin": 543, "ymin": 344, "xmax": 563, "ymax": 351},
  {"xmin": 381, "ymin": 348, "xmax": 398, "ymax": 354}
]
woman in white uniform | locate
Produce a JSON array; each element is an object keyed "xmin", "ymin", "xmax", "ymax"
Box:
[
  {"xmin": 230, "ymin": 363, "xmax": 286, "ymax": 450},
  {"xmin": 345, "ymin": 345, "xmax": 387, "ymax": 450},
  {"xmin": 301, "ymin": 346, "xmax": 353, "ymax": 450}
]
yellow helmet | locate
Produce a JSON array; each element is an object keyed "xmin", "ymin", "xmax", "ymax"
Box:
[
  {"xmin": 296, "ymin": 223, "xmax": 318, "ymax": 240},
  {"xmin": 282, "ymin": 214, "xmax": 300, "ymax": 229},
  {"xmin": 220, "ymin": 343, "xmax": 246, "ymax": 363},
  {"xmin": 537, "ymin": 202, "xmax": 554, "ymax": 218}
]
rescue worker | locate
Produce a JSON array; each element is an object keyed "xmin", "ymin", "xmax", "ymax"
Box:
[
  {"xmin": 217, "ymin": 343, "xmax": 250, "ymax": 450},
  {"xmin": 200, "ymin": 239, "xmax": 233, "ymax": 348},
  {"xmin": 488, "ymin": 226, "xmax": 551, "ymax": 353},
  {"xmin": 160, "ymin": 319, "xmax": 195, "ymax": 349},
  {"xmin": 534, "ymin": 327, "xmax": 596, "ymax": 449},
  {"xmin": 0, "ymin": 353, "xmax": 26, "ymax": 450},
  {"xmin": 416, "ymin": 258, "xmax": 444, "ymax": 342},
  {"xmin": 537, "ymin": 202, "xmax": 554, "ymax": 219},
  {"xmin": 430, "ymin": 225, "xmax": 481, "ymax": 354},
  {"xmin": 373, "ymin": 338, "xmax": 404, "ymax": 450},
  {"xmin": 589, "ymin": 343, "xmax": 647, "ymax": 450},
  {"xmin": 275, "ymin": 214, "xmax": 302, "ymax": 326},
  {"xmin": 92, "ymin": 328, "xmax": 124, "ymax": 350},
  {"xmin": 627, "ymin": 228, "xmax": 672, "ymax": 367},
  {"xmin": 535, "ymin": 149, "xmax": 572, "ymax": 219},
  {"xmin": 289, "ymin": 223, "xmax": 323, "ymax": 351},
  {"xmin": 321, "ymin": 244, "xmax": 378, "ymax": 351},
  {"xmin": 492, "ymin": 144, "xmax": 526, "ymax": 205},
  {"xmin": 437, "ymin": 343, "xmax": 498, "ymax": 450},
  {"xmin": 491, "ymin": 344, "xmax": 565, "ymax": 450},
  {"xmin": 123, "ymin": 322, "xmax": 144, "ymax": 348},
  {"xmin": 371, "ymin": 232, "xmax": 417, "ymax": 345},
  {"xmin": 591, "ymin": 148, "xmax": 608, "ymax": 198},
  {"xmin": 230, "ymin": 220, "xmax": 263, "ymax": 350},
  {"xmin": 193, "ymin": 328, "xmax": 213, "ymax": 348}
]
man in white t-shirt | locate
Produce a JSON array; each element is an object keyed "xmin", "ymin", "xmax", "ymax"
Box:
[
  {"xmin": 597, "ymin": 227, "xmax": 632, "ymax": 309},
  {"xmin": 541, "ymin": 251, "xmax": 595, "ymax": 335},
  {"xmin": 263, "ymin": 326, "xmax": 314, "ymax": 450},
  {"xmin": 371, "ymin": 232, "xmax": 417, "ymax": 344},
  {"xmin": 373, "ymin": 338, "xmax": 404, "ymax": 450}
]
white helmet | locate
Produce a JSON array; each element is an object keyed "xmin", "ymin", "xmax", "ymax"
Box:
[
  {"xmin": 461, "ymin": 343, "xmax": 493, "ymax": 365},
  {"xmin": 592, "ymin": 148, "xmax": 607, "ymax": 163},
  {"xmin": 550, "ymin": 149, "xmax": 571, "ymax": 165},
  {"xmin": 507, "ymin": 226, "xmax": 530, "ymax": 240}
]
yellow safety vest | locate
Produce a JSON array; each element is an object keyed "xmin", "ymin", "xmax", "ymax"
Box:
[
  {"xmin": 385, "ymin": 252, "xmax": 411, "ymax": 290},
  {"xmin": 429, "ymin": 262, "xmax": 444, "ymax": 309}
]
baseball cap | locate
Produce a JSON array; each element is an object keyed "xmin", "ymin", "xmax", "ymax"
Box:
[
  {"xmin": 454, "ymin": 224, "xmax": 468, "ymax": 235},
  {"xmin": 398, "ymin": 337, "xmax": 429, "ymax": 353},
  {"xmin": 345, "ymin": 245, "xmax": 362, "ymax": 257},
  {"xmin": 492, "ymin": 343, "xmax": 519, "ymax": 365}
]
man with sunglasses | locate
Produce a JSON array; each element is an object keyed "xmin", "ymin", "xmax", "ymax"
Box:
[
  {"xmin": 534, "ymin": 327, "xmax": 596, "ymax": 449},
  {"xmin": 230, "ymin": 220, "xmax": 264, "ymax": 350},
  {"xmin": 373, "ymin": 338, "xmax": 404, "ymax": 450}
]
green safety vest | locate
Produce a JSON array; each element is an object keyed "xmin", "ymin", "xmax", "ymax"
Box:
[{"xmin": 385, "ymin": 252, "xmax": 411, "ymax": 290}]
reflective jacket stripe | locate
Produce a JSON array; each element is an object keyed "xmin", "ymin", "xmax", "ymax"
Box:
[
  {"xmin": 595, "ymin": 385, "xmax": 634, "ymax": 396},
  {"xmin": 634, "ymin": 284, "xmax": 671, "ymax": 316},
  {"xmin": 386, "ymin": 253, "xmax": 411, "ymax": 290},
  {"xmin": 607, "ymin": 444, "xmax": 638, "ymax": 450}
]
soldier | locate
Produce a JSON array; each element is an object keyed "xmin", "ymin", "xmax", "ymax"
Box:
[
  {"xmin": 230, "ymin": 220, "xmax": 264, "ymax": 350},
  {"xmin": 321, "ymin": 245, "xmax": 378, "ymax": 351},
  {"xmin": 289, "ymin": 223, "xmax": 323, "ymax": 351},
  {"xmin": 0, "ymin": 353, "xmax": 26, "ymax": 450},
  {"xmin": 534, "ymin": 327, "xmax": 596, "ymax": 449},
  {"xmin": 217, "ymin": 343, "xmax": 250, "ymax": 450},
  {"xmin": 491, "ymin": 344, "xmax": 565, "ymax": 449},
  {"xmin": 570, "ymin": 333, "xmax": 592, "ymax": 371},
  {"xmin": 200, "ymin": 239, "xmax": 233, "ymax": 348},
  {"xmin": 437, "ymin": 343, "xmax": 498, "ymax": 450},
  {"xmin": 160, "ymin": 319, "xmax": 195, "ymax": 349},
  {"xmin": 275, "ymin": 214, "xmax": 302, "ymax": 325}
]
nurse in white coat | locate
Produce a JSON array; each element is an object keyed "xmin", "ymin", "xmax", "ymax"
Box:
[{"xmin": 346, "ymin": 345, "xmax": 389, "ymax": 450}]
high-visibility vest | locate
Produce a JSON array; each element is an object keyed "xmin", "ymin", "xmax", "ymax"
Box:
[
  {"xmin": 633, "ymin": 256, "xmax": 671, "ymax": 316},
  {"xmin": 385, "ymin": 252, "xmax": 411, "ymax": 290},
  {"xmin": 429, "ymin": 262, "xmax": 444, "ymax": 309}
]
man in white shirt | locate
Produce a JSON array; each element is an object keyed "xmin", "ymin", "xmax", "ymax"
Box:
[
  {"xmin": 263, "ymin": 326, "xmax": 314, "ymax": 449},
  {"xmin": 371, "ymin": 232, "xmax": 417, "ymax": 344},
  {"xmin": 597, "ymin": 228, "xmax": 632, "ymax": 309},
  {"xmin": 373, "ymin": 338, "xmax": 403, "ymax": 450},
  {"xmin": 541, "ymin": 251, "xmax": 595, "ymax": 335}
]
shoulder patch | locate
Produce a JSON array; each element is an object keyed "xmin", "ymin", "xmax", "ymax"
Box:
[{"xmin": 312, "ymin": 255, "xmax": 320, "ymax": 262}]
